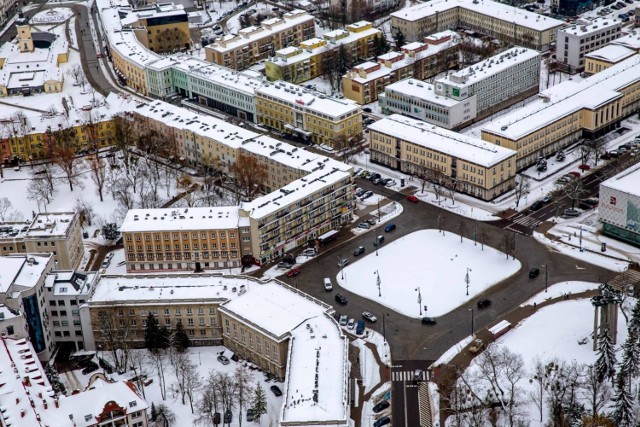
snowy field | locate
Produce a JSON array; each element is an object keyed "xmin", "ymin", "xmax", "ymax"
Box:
[{"xmin": 336, "ymin": 230, "xmax": 521, "ymax": 318}]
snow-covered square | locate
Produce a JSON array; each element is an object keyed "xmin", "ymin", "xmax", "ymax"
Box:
[{"xmin": 336, "ymin": 230, "xmax": 521, "ymax": 317}]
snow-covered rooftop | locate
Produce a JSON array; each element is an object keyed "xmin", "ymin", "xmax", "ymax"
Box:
[
  {"xmin": 121, "ymin": 2, "xmax": 186, "ymax": 26},
  {"xmin": 482, "ymin": 54, "xmax": 640, "ymax": 140},
  {"xmin": 370, "ymin": 114, "xmax": 517, "ymax": 167},
  {"xmin": 44, "ymin": 270, "xmax": 97, "ymax": 297},
  {"xmin": 121, "ymin": 207, "xmax": 241, "ymax": 233},
  {"xmin": 600, "ymin": 162, "xmax": 640, "ymax": 195},
  {"xmin": 559, "ymin": 17, "xmax": 621, "ymax": 36},
  {"xmin": 384, "ymin": 78, "xmax": 464, "ymax": 106},
  {"xmin": 0, "ymin": 254, "xmax": 51, "ymax": 293},
  {"xmin": 23, "ymin": 212, "xmax": 76, "ymax": 238},
  {"xmin": 438, "ymin": 47, "xmax": 540, "ymax": 88},
  {"xmin": 612, "ymin": 31, "xmax": 640, "ymax": 51},
  {"xmin": 256, "ymin": 82, "xmax": 361, "ymax": 119},
  {"xmin": 391, "ymin": 0, "xmax": 564, "ymax": 31},
  {"xmin": 586, "ymin": 44, "xmax": 635, "ymax": 63}
]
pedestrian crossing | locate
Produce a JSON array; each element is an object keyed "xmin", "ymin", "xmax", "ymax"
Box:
[
  {"xmin": 510, "ymin": 214, "xmax": 541, "ymax": 228},
  {"xmin": 392, "ymin": 369, "xmax": 429, "ymax": 382}
]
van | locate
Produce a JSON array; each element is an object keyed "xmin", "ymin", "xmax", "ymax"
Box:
[
  {"xmin": 323, "ymin": 278, "xmax": 333, "ymax": 291},
  {"xmin": 355, "ymin": 320, "xmax": 365, "ymax": 335}
]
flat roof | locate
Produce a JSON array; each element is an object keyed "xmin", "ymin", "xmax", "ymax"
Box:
[
  {"xmin": 369, "ymin": 114, "xmax": 517, "ymax": 167},
  {"xmin": 438, "ymin": 47, "xmax": 540, "ymax": 88},
  {"xmin": 560, "ymin": 17, "xmax": 621, "ymax": 36},
  {"xmin": 24, "ymin": 212, "xmax": 76, "ymax": 238},
  {"xmin": 121, "ymin": 207, "xmax": 241, "ymax": 232},
  {"xmin": 384, "ymin": 78, "xmax": 465, "ymax": 107},
  {"xmin": 586, "ymin": 44, "xmax": 635, "ymax": 63},
  {"xmin": 390, "ymin": 0, "xmax": 564, "ymax": 31},
  {"xmin": 613, "ymin": 31, "xmax": 640, "ymax": 50},
  {"xmin": 601, "ymin": 162, "xmax": 640, "ymax": 194},
  {"xmin": 482, "ymin": 54, "xmax": 640, "ymax": 140}
]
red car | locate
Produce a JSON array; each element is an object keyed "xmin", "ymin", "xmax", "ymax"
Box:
[
  {"xmin": 406, "ymin": 195, "xmax": 419, "ymax": 203},
  {"xmin": 567, "ymin": 171, "xmax": 581, "ymax": 178},
  {"xmin": 286, "ymin": 269, "xmax": 301, "ymax": 277},
  {"xmin": 578, "ymin": 164, "xmax": 591, "ymax": 171}
]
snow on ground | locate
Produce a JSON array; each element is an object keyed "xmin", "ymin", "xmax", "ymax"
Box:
[
  {"xmin": 520, "ymin": 281, "xmax": 601, "ymax": 307},
  {"xmin": 352, "ymin": 339, "xmax": 380, "ymax": 394},
  {"xmin": 361, "ymin": 383, "xmax": 392, "ymax": 427},
  {"xmin": 337, "ymin": 230, "xmax": 521, "ymax": 318},
  {"xmin": 104, "ymin": 248, "xmax": 127, "ymax": 274},
  {"xmin": 413, "ymin": 190, "xmax": 497, "ymax": 221},
  {"xmin": 432, "ymin": 335, "xmax": 474, "ymax": 366},
  {"xmin": 32, "ymin": 8, "xmax": 73, "ymax": 23},
  {"xmin": 225, "ymin": 2, "xmax": 276, "ymax": 34},
  {"xmin": 65, "ymin": 346, "xmax": 284, "ymax": 427}
]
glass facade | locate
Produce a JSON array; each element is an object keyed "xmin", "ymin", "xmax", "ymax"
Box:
[{"xmin": 22, "ymin": 294, "xmax": 45, "ymax": 353}]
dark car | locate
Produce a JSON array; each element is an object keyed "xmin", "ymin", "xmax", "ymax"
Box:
[
  {"xmin": 529, "ymin": 268, "xmax": 540, "ymax": 278},
  {"xmin": 600, "ymin": 152, "xmax": 612, "ymax": 160},
  {"xmin": 353, "ymin": 246, "xmax": 365, "ymax": 256},
  {"xmin": 224, "ymin": 410, "xmax": 232, "ymax": 423},
  {"xmin": 530, "ymin": 200, "xmax": 544, "ymax": 211},
  {"xmin": 372, "ymin": 400, "xmax": 390, "ymax": 413},
  {"xmin": 579, "ymin": 201, "xmax": 595, "ymax": 210},
  {"xmin": 384, "ymin": 223, "xmax": 396, "ymax": 232},
  {"xmin": 374, "ymin": 415, "xmax": 391, "ymax": 427},
  {"xmin": 477, "ymin": 299, "xmax": 492, "ymax": 309},
  {"xmin": 335, "ymin": 293, "xmax": 348, "ymax": 305},
  {"xmin": 421, "ymin": 317, "xmax": 437, "ymax": 325},
  {"xmin": 361, "ymin": 191, "xmax": 374, "ymax": 200},
  {"xmin": 363, "ymin": 107, "xmax": 372, "ymax": 113},
  {"xmin": 81, "ymin": 361, "xmax": 99, "ymax": 375},
  {"xmin": 277, "ymin": 261, "xmax": 294, "ymax": 269},
  {"xmin": 270, "ymin": 385, "xmax": 283, "ymax": 397},
  {"xmin": 246, "ymin": 408, "xmax": 255, "ymax": 422},
  {"xmin": 368, "ymin": 173, "xmax": 381, "ymax": 181}
]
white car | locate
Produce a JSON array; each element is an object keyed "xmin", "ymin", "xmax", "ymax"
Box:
[
  {"xmin": 347, "ymin": 318, "xmax": 355, "ymax": 330},
  {"xmin": 362, "ymin": 311, "xmax": 377, "ymax": 322}
]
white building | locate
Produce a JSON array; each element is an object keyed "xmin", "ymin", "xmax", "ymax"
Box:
[
  {"xmin": 379, "ymin": 78, "xmax": 477, "ymax": 129},
  {"xmin": 556, "ymin": 17, "xmax": 623, "ymax": 71},
  {"xmin": 599, "ymin": 163, "xmax": 640, "ymax": 247},
  {"xmin": 434, "ymin": 47, "xmax": 541, "ymax": 117}
]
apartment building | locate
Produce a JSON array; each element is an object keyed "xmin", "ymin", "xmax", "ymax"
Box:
[
  {"xmin": 435, "ymin": 47, "xmax": 541, "ymax": 118},
  {"xmin": 379, "ymin": 78, "xmax": 477, "ymax": 129},
  {"xmin": 585, "ymin": 44, "xmax": 635, "ymax": 74},
  {"xmin": 255, "ymin": 81, "xmax": 363, "ymax": 147},
  {"xmin": 391, "ymin": 0, "xmax": 564, "ymax": 51},
  {"xmin": 44, "ymin": 270, "xmax": 97, "ymax": 352},
  {"xmin": 598, "ymin": 163, "xmax": 640, "ymax": 248},
  {"xmin": 369, "ymin": 114, "xmax": 517, "ymax": 200},
  {"xmin": 0, "ymin": 335, "xmax": 148, "ymax": 427},
  {"xmin": 0, "ymin": 212, "xmax": 84, "ymax": 270},
  {"xmin": 556, "ymin": 17, "xmax": 623, "ymax": 71},
  {"xmin": 0, "ymin": 92, "xmax": 135, "ymax": 163},
  {"xmin": 0, "ymin": 254, "xmax": 55, "ymax": 360},
  {"xmin": 120, "ymin": 207, "xmax": 247, "ymax": 273},
  {"xmin": 481, "ymin": 55, "xmax": 640, "ymax": 170},
  {"xmin": 342, "ymin": 32, "xmax": 460, "ymax": 105},
  {"xmin": 264, "ymin": 21, "xmax": 381, "ymax": 84},
  {"xmin": 85, "ymin": 273, "xmax": 350, "ymax": 426},
  {"xmin": 205, "ymin": 10, "xmax": 315, "ymax": 70},
  {"xmin": 122, "ymin": 3, "xmax": 190, "ymax": 53},
  {"xmin": 331, "ymin": 0, "xmax": 397, "ymax": 23}
]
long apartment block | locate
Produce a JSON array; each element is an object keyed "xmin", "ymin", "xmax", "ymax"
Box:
[
  {"xmin": 205, "ymin": 10, "xmax": 315, "ymax": 70},
  {"xmin": 556, "ymin": 17, "xmax": 623, "ymax": 72},
  {"xmin": 369, "ymin": 114, "xmax": 517, "ymax": 200},
  {"xmin": 390, "ymin": 0, "xmax": 564, "ymax": 51}
]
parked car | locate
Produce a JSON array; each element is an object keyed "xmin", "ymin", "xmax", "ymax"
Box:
[
  {"xmin": 286, "ymin": 269, "xmax": 301, "ymax": 277},
  {"xmin": 407, "ymin": 195, "xmax": 419, "ymax": 203},
  {"xmin": 536, "ymin": 164, "xmax": 547, "ymax": 172},
  {"xmin": 567, "ymin": 171, "xmax": 581, "ymax": 178},
  {"xmin": 338, "ymin": 259, "xmax": 349, "ymax": 268},
  {"xmin": 543, "ymin": 195, "xmax": 553, "ymax": 204},
  {"xmin": 600, "ymin": 152, "xmax": 612, "ymax": 160},
  {"xmin": 469, "ymin": 338, "xmax": 485, "ymax": 354},
  {"xmin": 579, "ymin": 201, "xmax": 596, "ymax": 210},
  {"xmin": 368, "ymin": 173, "xmax": 381, "ymax": 181},
  {"xmin": 556, "ymin": 176, "xmax": 570, "ymax": 185},
  {"xmin": 564, "ymin": 208, "xmax": 581, "ymax": 217},
  {"xmin": 357, "ymin": 222, "xmax": 371, "ymax": 230},
  {"xmin": 101, "ymin": 258, "xmax": 111, "ymax": 268},
  {"xmin": 217, "ymin": 355, "xmax": 230, "ymax": 365},
  {"xmin": 361, "ymin": 191, "xmax": 374, "ymax": 200},
  {"xmin": 353, "ymin": 246, "xmax": 365, "ymax": 256},
  {"xmin": 356, "ymin": 320, "xmax": 365, "ymax": 335},
  {"xmin": 362, "ymin": 311, "xmax": 377, "ymax": 322},
  {"xmin": 277, "ymin": 261, "xmax": 294, "ymax": 269},
  {"xmin": 246, "ymin": 408, "xmax": 255, "ymax": 422},
  {"xmin": 339, "ymin": 314, "xmax": 348, "ymax": 326},
  {"xmin": 421, "ymin": 317, "xmax": 437, "ymax": 325},
  {"xmin": 578, "ymin": 164, "xmax": 591, "ymax": 171},
  {"xmin": 366, "ymin": 219, "xmax": 377, "ymax": 226},
  {"xmin": 324, "ymin": 277, "xmax": 333, "ymax": 291},
  {"xmin": 355, "ymin": 188, "xmax": 366, "ymax": 197},
  {"xmin": 374, "ymin": 415, "xmax": 391, "ymax": 427},
  {"xmin": 372, "ymin": 177, "xmax": 382, "ymax": 185},
  {"xmin": 302, "ymin": 248, "xmax": 317, "ymax": 257},
  {"xmin": 530, "ymin": 200, "xmax": 544, "ymax": 211},
  {"xmin": 224, "ymin": 410, "xmax": 233, "ymax": 423},
  {"xmin": 347, "ymin": 318, "xmax": 355, "ymax": 330},
  {"xmin": 384, "ymin": 223, "xmax": 396, "ymax": 232},
  {"xmin": 609, "ymin": 150, "xmax": 620, "ymax": 158},
  {"xmin": 81, "ymin": 362, "xmax": 99, "ymax": 375},
  {"xmin": 385, "ymin": 179, "xmax": 397, "ymax": 187},
  {"xmin": 373, "ymin": 400, "xmax": 390, "ymax": 413},
  {"xmin": 363, "ymin": 107, "xmax": 372, "ymax": 113},
  {"xmin": 374, "ymin": 235, "xmax": 385, "ymax": 246},
  {"xmin": 477, "ymin": 299, "xmax": 492, "ymax": 309},
  {"xmin": 270, "ymin": 385, "xmax": 283, "ymax": 397},
  {"xmin": 335, "ymin": 293, "xmax": 348, "ymax": 305},
  {"xmin": 529, "ymin": 268, "xmax": 540, "ymax": 278}
]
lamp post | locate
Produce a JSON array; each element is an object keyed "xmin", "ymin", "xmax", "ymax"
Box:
[
  {"xmin": 375, "ymin": 270, "xmax": 381, "ymax": 297},
  {"xmin": 543, "ymin": 264, "xmax": 548, "ymax": 292},
  {"xmin": 416, "ymin": 287, "xmax": 422, "ymax": 316},
  {"xmin": 465, "ymin": 267, "xmax": 471, "ymax": 296},
  {"xmin": 377, "ymin": 199, "xmax": 381, "ymax": 223},
  {"xmin": 468, "ymin": 308, "xmax": 475, "ymax": 338},
  {"xmin": 337, "ymin": 256, "xmax": 344, "ymax": 280},
  {"xmin": 579, "ymin": 226, "xmax": 583, "ymax": 252}
]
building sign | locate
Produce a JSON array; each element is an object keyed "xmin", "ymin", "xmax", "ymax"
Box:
[
  {"xmin": 610, "ymin": 196, "xmax": 617, "ymax": 205},
  {"xmin": 452, "ymin": 87, "xmax": 460, "ymax": 97}
]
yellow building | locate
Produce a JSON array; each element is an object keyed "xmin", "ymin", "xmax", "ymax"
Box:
[
  {"xmin": 255, "ymin": 81, "xmax": 363, "ymax": 147},
  {"xmin": 585, "ymin": 45, "xmax": 635, "ymax": 75},
  {"xmin": 482, "ymin": 54, "xmax": 640, "ymax": 170},
  {"xmin": 205, "ymin": 10, "xmax": 315, "ymax": 70},
  {"xmin": 264, "ymin": 21, "xmax": 381, "ymax": 84},
  {"xmin": 122, "ymin": 3, "xmax": 190, "ymax": 54},
  {"xmin": 391, "ymin": 0, "xmax": 563, "ymax": 51},
  {"xmin": 369, "ymin": 114, "xmax": 517, "ymax": 200}
]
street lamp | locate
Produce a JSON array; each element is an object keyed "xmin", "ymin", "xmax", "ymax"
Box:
[
  {"xmin": 337, "ymin": 255, "xmax": 344, "ymax": 280},
  {"xmin": 465, "ymin": 267, "xmax": 471, "ymax": 296},
  {"xmin": 415, "ymin": 287, "xmax": 422, "ymax": 316},
  {"xmin": 542, "ymin": 264, "xmax": 548, "ymax": 292},
  {"xmin": 468, "ymin": 308, "xmax": 475, "ymax": 338},
  {"xmin": 375, "ymin": 270, "xmax": 381, "ymax": 297}
]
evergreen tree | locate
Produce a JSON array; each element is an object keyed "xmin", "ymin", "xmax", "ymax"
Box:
[
  {"xmin": 173, "ymin": 320, "xmax": 190, "ymax": 352},
  {"xmin": 373, "ymin": 33, "xmax": 390, "ymax": 56},
  {"xmin": 151, "ymin": 402, "xmax": 158, "ymax": 421},
  {"xmin": 611, "ymin": 373, "xmax": 635, "ymax": 426},
  {"xmin": 595, "ymin": 327, "xmax": 617, "ymax": 385},
  {"xmin": 628, "ymin": 298, "xmax": 640, "ymax": 335},
  {"xmin": 394, "ymin": 30, "xmax": 406, "ymax": 50},
  {"xmin": 101, "ymin": 223, "xmax": 120, "ymax": 241},
  {"xmin": 252, "ymin": 384, "xmax": 267, "ymax": 421},
  {"xmin": 619, "ymin": 327, "xmax": 640, "ymax": 381},
  {"xmin": 158, "ymin": 325, "xmax": 171, "ymax": 349},
  {"xmin": 144, "ymin": 313, "xmax": 160, "ymax": 351}
]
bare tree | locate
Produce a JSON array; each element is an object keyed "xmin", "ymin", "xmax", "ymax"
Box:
[
  {"xmin": 109, "ymin": 175, "xmax": 135, "ymax": 210},
  {"xmin": 430, "ymin": 168, "xmax": 447, "ymax": 201},
  {"xmin": 437, "ymin": 213, "xmax": 447, "ymax": 234},
  {"xmin": 74, "ymin": 198, "xmax": 95, "ymax": 227},
  {"xmin": 513, "ymin": 175, "xmax": 530, "ymax": 208},
  {"xmin": 234, "ymin": 366, "xmax": 255, "ymax": 427},
  {"xmin": 229, "ymin": 154, "xmax": 268, "ymax": 202},
  {"xmin": 155, "ymin": 27, "xmax": 190, "ymax": 53},
  {"xmin": 585, "ymin": 138, "xmax": 608, "ymax": 167},
  {"xmin": 529, "ymin": 358, "xmax": 552, "ymax": 423},
  {"xmin": 92, "ymin": 305, "xmax": 135, "ymax": 373},
  {"xmin": 151, "ymin": 349, "xmax": 169, "ymax": 401},
  {"xmin": 415, "ymin": 164, "xmax": 430, "ymax": 194},
  {"xmin": 156, "ymin": 403, "xmax": 177, "ymax": 427},
  {"xmin": 184, "ymin": 360, "xmax": 202, "ymax": 414},
  {"xmin": 27, "ymin": 177, "xmax": 54, "ymax": 206},
  {"xmin": 87, "ymin": 153, "xmax": 107, "ymax": 201},
  {"xmin": 112, "ymin": 114, "xmax": 135, "ymax": 170},
  {"xmin": 128, "ymin": 350, "xmax": 149, "ymax": 399},
  {"xmin": 196, "ymin": 370, "xmax": 222, "ymax": 426},
  {"xmin": 582, "ymin": 363, "xmax": 612, "ymax": 419},
  {"xmin": 0, "ymin": 197, "xmax": 21, "ymax": 222},
  {"xmin": 216, "ymin": 372, "xmax": 237, "ymax": 426},
  {"xmin": 501, "ymin": 232, "xmax": 516, "ymax": 260},
  {"xmin": 479, "ymin": 230, "xmax": 488, "ymax": 251},
  {"xmin": 458, "ymin": 220, "xmax": 466, "ymax": 243},
  {"xmin": 48, "ymin": 124, "xmax": 80, "ymax": 191},
  {"xmin": 545, "ymin": 360, "xmax": 584, "ymax": 427},
  {"xmin": 66, "ymin": 64, "xmax": 87, "ymax": 91},
  {"xmin": 561, "ymin": 179, "xmax": 586, "ymax": 209}
]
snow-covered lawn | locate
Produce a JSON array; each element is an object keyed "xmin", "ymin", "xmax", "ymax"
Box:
[
  {"xmin": 520, "ymin": 281, "xmax": 601, "ymax": 307},
  {"xmin": 352, "ymin": 339, "xmax": 380, "ymax": 395},
  {"xmin": 337, "ymin": 230, "xmax": 521, "ymax": 318}
]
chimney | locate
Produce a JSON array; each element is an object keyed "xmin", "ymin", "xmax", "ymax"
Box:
[
  {"xmin": 21, "ymin": 409, "xmax": 25, "ymax": 417},
  {"xmin": 54, "ymin": 399, "xmax": 59, "ymax": 408},
  {"xmin": 43, "ymin": 400, "xmax": 48, "ymax": 409}
]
